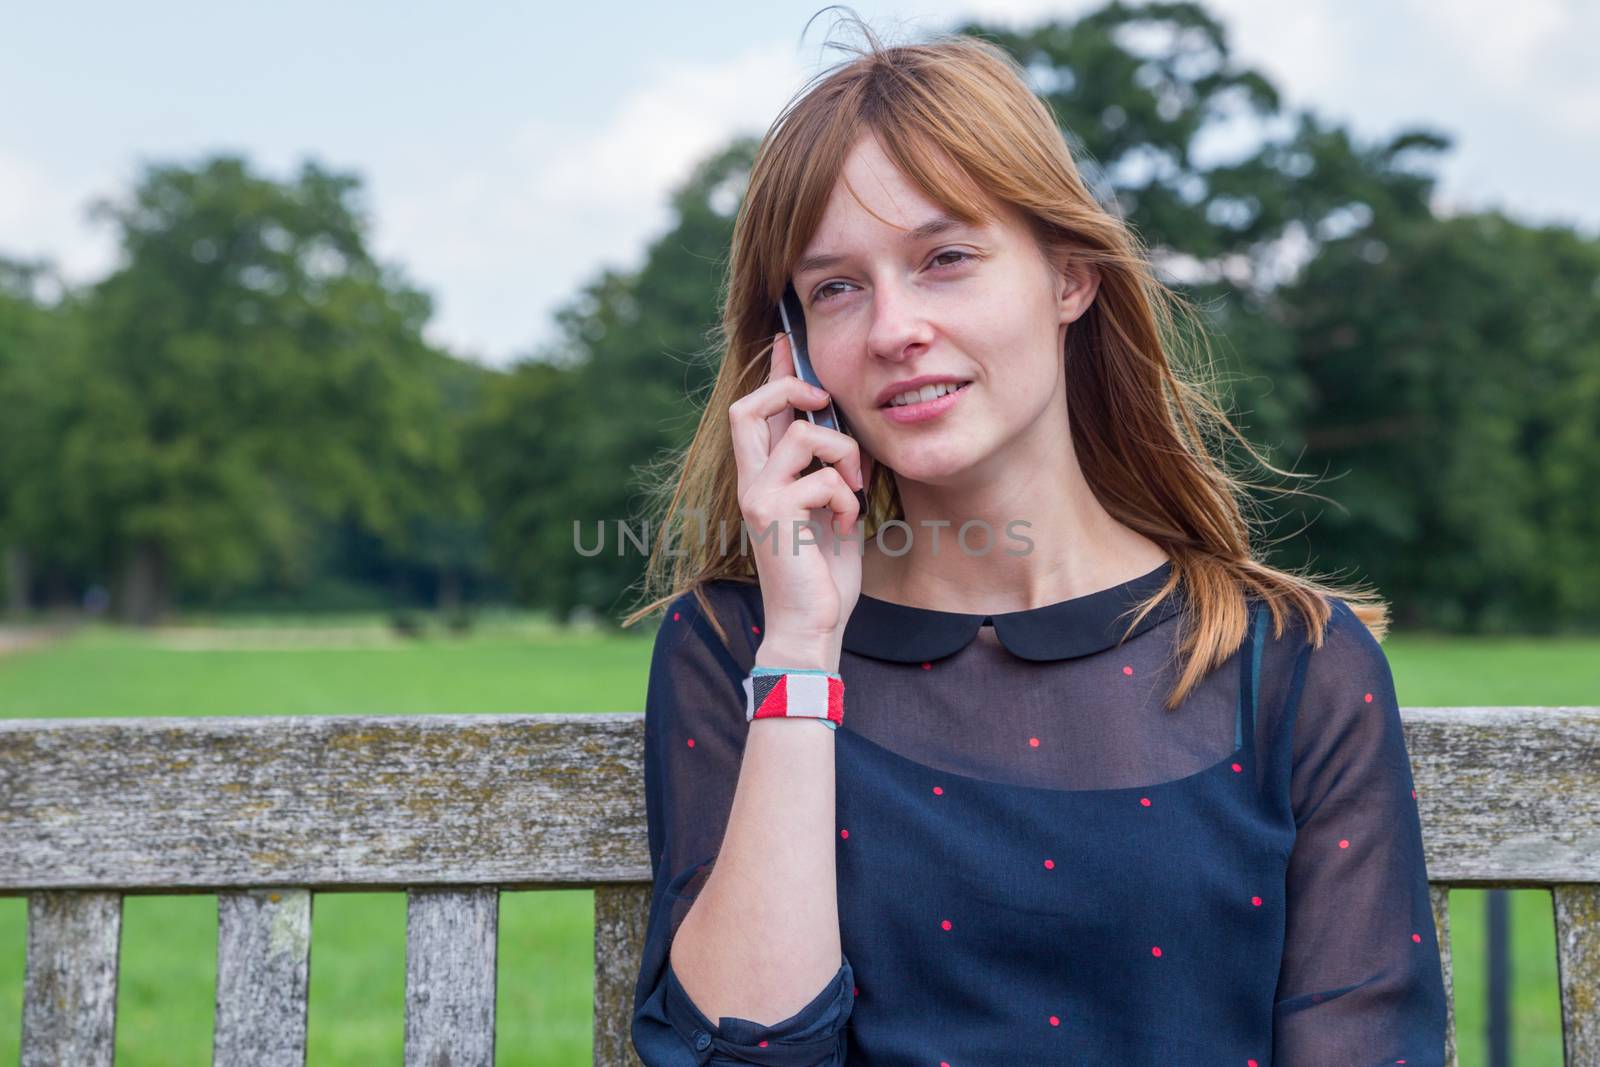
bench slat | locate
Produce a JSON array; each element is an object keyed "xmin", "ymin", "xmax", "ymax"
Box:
[
  {"xmin": 404, "ymin": 887, "xmax": 498, "ymax": 1067},
  {"xmin": 594, "ymin": 884, "xmax": 651, "ymax": 1067},
  {"xmin": 4, "ymin": 709, "xmax": 1599, "ymax": 1065},
  {"xmin": 0, "ymin": 713, "xmax": 648, "ymax": 891},
  {"xmin": 3, "ymin": 709, "xmax": 1598, "ymax": 891},
  {"xmin": 21, "ymin": 891, "xmax": 121, "ymax": 1067},
  {"xmin": 213, "ymin": 888, "xmax": 312, "ymax": 1067},
  {"xmin": 1405, "ymin": 706, "xmax": 1600, "ymax": 883},
  {"xmin": 1429, "ymin": 884, "xmax": 1456, "ymax": 1067},
  {"xmin": 1553, "ymin": 883, "xmax": 1600, "ymax": 1066},
  {"xmin": 3, "ymin": 708, "xmax": 1599, "ymax": 890}
]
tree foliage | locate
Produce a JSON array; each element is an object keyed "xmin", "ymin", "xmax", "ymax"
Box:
[
  {"xmin": 3, "ymin": 2, "xmax": 1596, "ymax": 632},
  {"xmin": 2, "ymin": 157, "xmax": 484, "ymax": 621}
]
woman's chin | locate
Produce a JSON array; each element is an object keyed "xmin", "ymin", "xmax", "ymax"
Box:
[{"xmin": 880, "ymin": 447, "xmax": 986, "ymax": 487}]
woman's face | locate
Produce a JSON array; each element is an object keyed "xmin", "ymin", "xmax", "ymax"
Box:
[{"xmin": 790, "ymin": 131, "xmax": 1099, "ymax": 487}]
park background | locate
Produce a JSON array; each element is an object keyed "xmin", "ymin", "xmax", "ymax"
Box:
[{"xmin": 2, "ymin": 0, "xmax": 1598, "ymax": 1063}]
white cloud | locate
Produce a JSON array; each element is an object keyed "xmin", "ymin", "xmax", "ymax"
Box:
[
  {"xmin": 0, "ymin": 151, "xmax": 119, "ymax": 283},
  {"xmin": 531, "ymin": 44, "xmax": 802, "ymax": 207},
  {"xmin": 7, "ymin": 1, "xmax": 1598, "ymax": 366},
  {"xmin": 948, "ymin": 0, "xmax": 1600, "ymax": 234},
  {"xmin": 1413, "ymin": 0, "xmax": 1567, "ymax": 87},
  {"xmin": 370, "ymin": 41, "xmax": 812, "ymax": 367}
]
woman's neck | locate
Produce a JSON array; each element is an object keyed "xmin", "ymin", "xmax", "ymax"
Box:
[{"xmin": 859, "ymin": 477, "xmax": 1169, "ymax": 616}]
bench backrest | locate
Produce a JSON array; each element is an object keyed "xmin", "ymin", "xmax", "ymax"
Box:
[{"xmin": 3, "ymin": 707, "xmax": 1598, "ymax": 1066}]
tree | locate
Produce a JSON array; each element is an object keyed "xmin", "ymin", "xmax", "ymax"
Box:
[
  {"xmin": 416, "ymin": 1, "xmax": 1600, "ymax": 631},
  {"xmin": 0, "ymin": 256, "xmax": 90, "ymax": 614},
  {"xmin": 75, "ymin": 155, "xmax": 458, "ymax": 622},
  {"xmin": 469, "ymin": 141, "xmax": 755, "ymax": 622},
  {"xmin": 1275, "ymin": 211, "xmax": 1600, "ymax": 629},
  {"xmin": 960, "ymin": 4, "xmax": 1449, "ymax": 437}
]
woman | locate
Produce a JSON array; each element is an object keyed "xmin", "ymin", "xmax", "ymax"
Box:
[{"xmin": 623, "ymin": 22, "xmax": 1448, "ymax": 1067}]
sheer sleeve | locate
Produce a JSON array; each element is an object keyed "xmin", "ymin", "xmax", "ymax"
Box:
[
  {"xmin": 630, "ymin": 583, "xmax": 855, "ymax": 1066},
  {"xmin": 1273, "ymin": 597, "xmax": 1449, "ymax": 1065}
]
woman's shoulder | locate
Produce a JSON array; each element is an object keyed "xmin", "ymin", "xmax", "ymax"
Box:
[
  {"xmin": 1241, "ymin": 588, "xmax": 1397, "ymax": 724},
  {"xmin": 660, "ymin": 577, "xmax": 765, "ymax": 663},
  {"xmin": 1239, "ymin": 587, "xmax": 1359, "ymax": 652},
  {"xmin": 662, "ymin": 575, "xmax": 759, "ymax": 615},
  {"xmin": 696, "ymin": 576, "xmax": 764, "ymax": 622}
]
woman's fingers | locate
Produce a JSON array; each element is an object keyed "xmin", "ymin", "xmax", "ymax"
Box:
[
  {"xmin": 768, "ymin": 331, "xmax": 800, "ymax": 435},
  {"xmin": 792, "ymin": 465, "xmax": 861, "ymax": 539},
  {"xmin": 730, "ymin": 376, "xmax": 834, "ymax": 494},
  {"xmin": 747, "ymin": 464, "xmax": 860, "ymax": 540},
  {"xmin": 728, "ymin": 332, "xmax": 866, "ymax": 645},
  {"xmin": 730, "ymin": 335, "xmax": 833, "ymax": 493},
  {"xmin": 759, "ymin": 417, "xmax": 863, "ymax": 495},
  {"xmin": 731, "ymin": 332, "xmax": 871, "ymax": 522},
  {"xmin": 763, "ymin": 331, "xmax": 796, "ymax": 450},
  {"xmin": 762, "ymin": 333, "xmax": 867, "ymax": 491}
]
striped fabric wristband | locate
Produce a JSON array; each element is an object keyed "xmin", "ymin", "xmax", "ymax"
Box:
[{"xmin": 743, "ymin": 666, "xmax": 844, "ymax": 730}]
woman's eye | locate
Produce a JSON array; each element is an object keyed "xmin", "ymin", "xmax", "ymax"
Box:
[{"xmin": 810, "ymin": 251, "xmax": 974, "ymax": 305}]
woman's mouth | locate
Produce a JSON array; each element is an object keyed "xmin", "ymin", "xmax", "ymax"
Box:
[{"xmin": 880, "ymin": 381, "xmax": 972, "ymax": 424}]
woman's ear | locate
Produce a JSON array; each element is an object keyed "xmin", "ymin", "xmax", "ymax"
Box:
[{"xmin": 1055, "ymin": 258, "xmax": 1101, "ymax": 326}]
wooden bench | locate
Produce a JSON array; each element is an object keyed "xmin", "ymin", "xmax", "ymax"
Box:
[{"xmin": 3, "ymin": 707, "xmax": 1598, "ymax": 1066}]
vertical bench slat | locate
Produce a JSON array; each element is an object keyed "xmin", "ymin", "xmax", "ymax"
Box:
[
  {"xmin": 404, "ymin": 887, "xmax": 499, "ymax": 1067},
  {"xmin": 21, "ymin": 891, "xmax": 122, "ymax": 1067},
  {"xmin": 213, "ymin": 888, "xmax": 313, "ymax": 1067},
  {"xmin": 594, "ymin": 884, "xmax": 652, "ymax": 1067},
  {"xmin": 1428, "ymin": 884, "xmax": 1456, "ymax": 1067},
  {"xmin": 1553, "ymin": 883, "xmax": 1600, "ymax": 1066}
]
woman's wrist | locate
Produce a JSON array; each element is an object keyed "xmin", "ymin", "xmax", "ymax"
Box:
[
  {"xmin": 754, "ymin": 634, "xmax": 841, "ymax": 674},
  {"xmin": 745, "ymin": 664, "xmax": 844, "ymax": 730}
]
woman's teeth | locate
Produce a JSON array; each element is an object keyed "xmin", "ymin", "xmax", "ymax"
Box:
[{"xmin": 888, "ymin": 381, "xmax": 969, "ymax": 407}]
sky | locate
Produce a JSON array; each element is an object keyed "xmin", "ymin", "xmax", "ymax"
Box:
[{"xmin": 3, "ymin": 0, "xmax": 1596, "ymax": 368}]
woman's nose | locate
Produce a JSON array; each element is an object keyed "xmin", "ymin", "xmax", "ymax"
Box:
[{"xmin": 865, "ymin": 278, "xmax": 934, "ymax": 362}]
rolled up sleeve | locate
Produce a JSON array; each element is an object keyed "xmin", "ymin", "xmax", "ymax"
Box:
[
  {"xmin": 1273, "ymin": 598, "xmax": 1449, "ymax": 1065},
  {"xmin": 631, "ymin": 584, "xmax": 855, "ymax": 1065}
]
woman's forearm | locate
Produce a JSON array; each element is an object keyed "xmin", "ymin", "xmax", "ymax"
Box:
[{"xmin": 667, "ymin": 637, "xmax": 843, "ymax": 1027}]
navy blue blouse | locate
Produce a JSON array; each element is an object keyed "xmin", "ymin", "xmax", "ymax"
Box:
[{"xmin": 631, "ymin": 560, "xmax": 1449, "ymax": 1065}]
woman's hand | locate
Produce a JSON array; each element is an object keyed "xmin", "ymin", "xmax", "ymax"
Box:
[{"xmin": 729, "ymin": 331, "xmax": 870, "ymax": 670}]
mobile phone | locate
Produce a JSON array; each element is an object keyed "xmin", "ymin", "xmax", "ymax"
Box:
[
  {"xmin": 779, "ymin": 281, "xmax": 845, "ymax": 434},
  {"xmin": 779, "ymin": 281, "xmax": 867, "ymax": 514}
]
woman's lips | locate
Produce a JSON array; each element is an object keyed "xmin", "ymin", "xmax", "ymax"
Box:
[{"xmin": 879, "ymin": 382, "xmax": 971, "ymax": 424}]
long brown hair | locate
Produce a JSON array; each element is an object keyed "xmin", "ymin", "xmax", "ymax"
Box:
[{"xmin": 621, "ymin": 14, "xmax": 1387, "ymax": 709}]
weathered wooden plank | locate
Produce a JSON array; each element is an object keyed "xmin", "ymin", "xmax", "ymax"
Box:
[
  {"xmin": 594, "ymin": 884, "xmax": 652, "ymax": 1067},
  {"xmin": 3, "ymin": 708, "xmax": 1598, "ymax": 890},
  {"xmin": 1553, "ymin": 883, "xmax": 1600, "ymax": 1066},
  {"xmin": 1400, "ymin": 707, "xmax": 1600, "ymax": 884},
  {"xmin": 213, "ymin": 888, "xmax": 312, "ymax": 1067},
  {"xmin": 5, "ymin": 708, "xmax": 1598, "ymax": 1059},
  {"xmin": 21, "ymin": 891, "xmax": 121, "ymax": 1067},
  {"xmin": 404, "ymin": 887, "xmax": 498, "ymax": 1067},
  {"xmin": 1429, "ymin": 884, "xmax": 1456, "ymax": 1067},
  {"xmin": 0, "ymin": 713, "xmax": 651, "ymax": 891}
]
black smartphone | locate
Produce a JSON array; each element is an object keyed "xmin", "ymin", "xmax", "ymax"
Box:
[
  {"xmin": 779, "ymin": 281, "xmax": 844, "ymax": 433},
  {"xmin": 779, "ymin": 281, "xmax": 867, "ymax": 514}
]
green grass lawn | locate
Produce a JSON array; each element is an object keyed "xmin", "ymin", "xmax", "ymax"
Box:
[{"xmin": 1, "ymin": 614, "xmax": 1595, "ymax": 1064}]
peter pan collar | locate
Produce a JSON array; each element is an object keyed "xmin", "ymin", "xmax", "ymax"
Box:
[{"xmin": 841, "ymin": 559, "xmax": 1183, "ymax": 663}]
